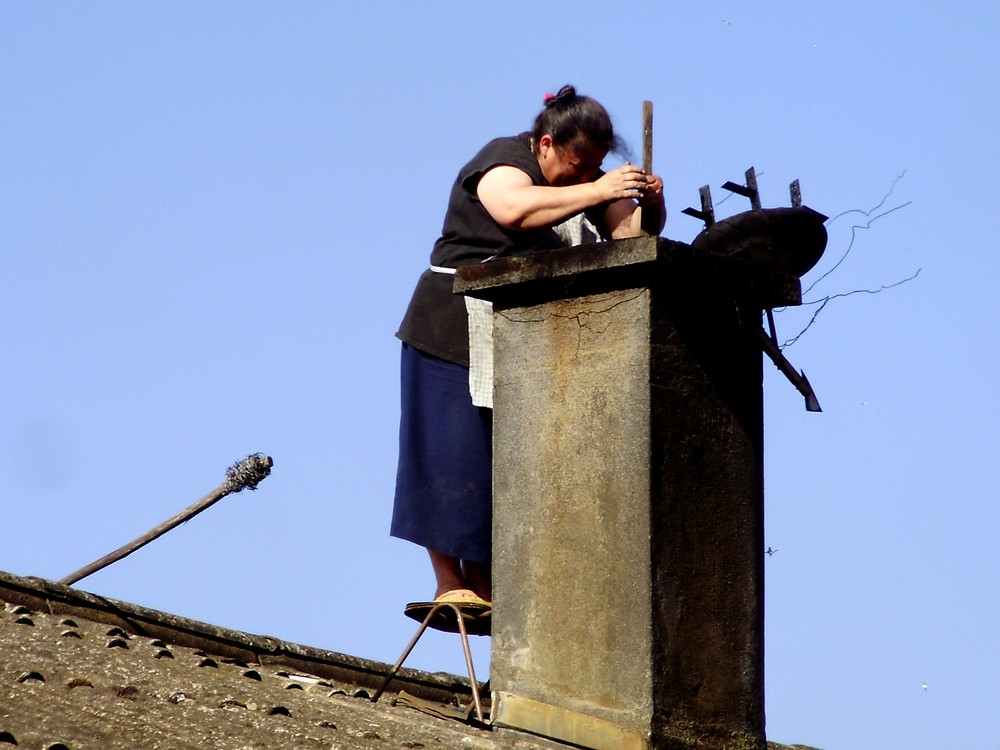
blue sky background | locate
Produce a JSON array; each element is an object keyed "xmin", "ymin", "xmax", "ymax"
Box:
[{"xmin": 3, "ymin": 3, "xmax": 998, "ymax": 748}]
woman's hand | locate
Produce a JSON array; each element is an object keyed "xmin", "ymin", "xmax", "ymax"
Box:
[
  {"xmin": 603, "ymin": 167, "xmax": 667, "ymax": 239},
  {"xmin": 594, "ymin": 163, "xmax": 652, "ymax": 203},
  {"xmin": 637, "ymin": 172, "xmax": 664, "ymax": 207}
]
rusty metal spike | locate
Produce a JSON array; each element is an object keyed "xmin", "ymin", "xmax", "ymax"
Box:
[{"xmin": 790, "ymin": 179, "xmax": 803, "ymax": 208}]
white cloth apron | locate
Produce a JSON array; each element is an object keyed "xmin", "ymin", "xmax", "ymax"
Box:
[{"xmin": 430, "ymin": 265, "xmax": 494, "ymax": 409}]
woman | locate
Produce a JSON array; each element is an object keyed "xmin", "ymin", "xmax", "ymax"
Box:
[{"xmin": 392, "ymin": 85, "xmax": 665, "ymax": 611}]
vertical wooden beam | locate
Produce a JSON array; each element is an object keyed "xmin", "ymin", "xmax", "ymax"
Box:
[{"xmin": 642, "ymin": 100, "xmax": 654, "ymax": 175}]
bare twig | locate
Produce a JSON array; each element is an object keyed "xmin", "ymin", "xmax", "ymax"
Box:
[
  {"xmin": 782, "ymin": 269, "xmax": 921, "ymax": 348},
  {"xmin": 804, "ymin": 170, "xmax": 910, "ymax": 296},
  {"xmin": 778, "ymin": 170, "xmax": 917, "ymax": 346}
]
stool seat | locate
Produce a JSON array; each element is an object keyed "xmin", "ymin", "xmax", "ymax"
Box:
[{"xmin": 404, "ymin": 599, "xmax": 491, "ymax": 636}]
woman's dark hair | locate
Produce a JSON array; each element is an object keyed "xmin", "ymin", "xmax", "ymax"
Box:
[{"xmin": 531, "ymin": 85, "xmax": 620, "ymax": 155}]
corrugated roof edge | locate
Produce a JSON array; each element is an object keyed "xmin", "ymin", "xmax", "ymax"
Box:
[{"xmin": 0, "ymin": 569, "xmax": 474, "ymax": 705}]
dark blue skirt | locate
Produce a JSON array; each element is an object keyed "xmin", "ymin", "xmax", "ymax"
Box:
[{"xmin": 391, "ymin": 343, "xmax": 492, "ymax": 565}]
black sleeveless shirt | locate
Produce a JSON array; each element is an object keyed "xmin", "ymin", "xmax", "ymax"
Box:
[{"xmin": 396, "ymin": 134, "xmax": 607, "ymax": 366}]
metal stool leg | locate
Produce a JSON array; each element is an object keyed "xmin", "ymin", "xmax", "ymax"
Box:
[
  {"xmin": 371, "ymin": 602, "xmax": 485, "ymax": 723},
  {"xmin": 371, "ymin": 606, "xmax": 438, "ymax": 704},
  {"xmin": 451, "ymin": 604, "xmax": 485, "ymax": 723}
]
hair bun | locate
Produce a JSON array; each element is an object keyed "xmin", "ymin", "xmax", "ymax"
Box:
[{"xmin": 545, "ymin": 85, "xmax": 577, "ymax": 108}]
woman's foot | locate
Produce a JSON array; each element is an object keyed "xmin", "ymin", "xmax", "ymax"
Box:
[
  {"xmin": 434, "ymin": 588, "xmax": 490, "ymax": 607},
  {"xmin": 428, "ymin": 549, "xmax": 491, "ymax": 603}
]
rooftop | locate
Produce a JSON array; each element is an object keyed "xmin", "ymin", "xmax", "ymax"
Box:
[
  {"xmin": 1, "ymin": 570, "xmax": 817, "ymax": 750},
  {"xmin": 0, "ymin": 570, "xmax": 536, "ymax": 750}
]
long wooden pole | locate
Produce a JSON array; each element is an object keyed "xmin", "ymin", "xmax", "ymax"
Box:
[
  {"xmin": 642, "ymin": 100, "xmax": 653, "ymax": 175},
  {"xmin": 59, "ymin": 454, "xmax": 273, "ymax": 587},
  {"xmin": 639, "ymin": 100, "xmax": 657, "ymax": 235}
]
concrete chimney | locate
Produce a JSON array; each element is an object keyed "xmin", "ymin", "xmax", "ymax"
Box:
[{"xmin": 456, "ymin": 235, "xmax": 804, "ymax": 750}]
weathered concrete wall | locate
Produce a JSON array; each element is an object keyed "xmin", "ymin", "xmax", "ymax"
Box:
[
  {"xmin": 491, "ymin": 287, "xmax": 655, "ymax": 730},
  {"xmin": 648, "ymin": 289, "xmax": 765, "ymax": 749}
]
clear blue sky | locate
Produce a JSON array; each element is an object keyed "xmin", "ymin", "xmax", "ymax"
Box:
[{"xmin": 3, "ymin": 3, "xmax": 998, "ymax": 749}]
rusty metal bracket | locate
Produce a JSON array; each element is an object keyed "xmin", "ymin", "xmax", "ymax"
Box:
[
  {"xmin": 682, "ymin": 185, "xmax": 716, "ymax": 226},
  {"xmin": 722, "ymin": 167, "xmax": 762, "ymax": 211},
  {"xmin": 753, "ymin": 311, "xmax": 822, "ymax": 412}
]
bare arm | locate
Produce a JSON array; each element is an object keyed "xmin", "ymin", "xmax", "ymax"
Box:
[
  {"xmin": 477, "ymin": 166, "xmax": 601, "ymax": 230},
  {"xmin": 477, "ymin": 163, "xmax": 656, "ymax": 231}
]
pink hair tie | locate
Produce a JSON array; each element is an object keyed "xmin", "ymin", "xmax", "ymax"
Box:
[{"xmin": 543, "ymin": 92, "xmax": 555, "ymax": 103}]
